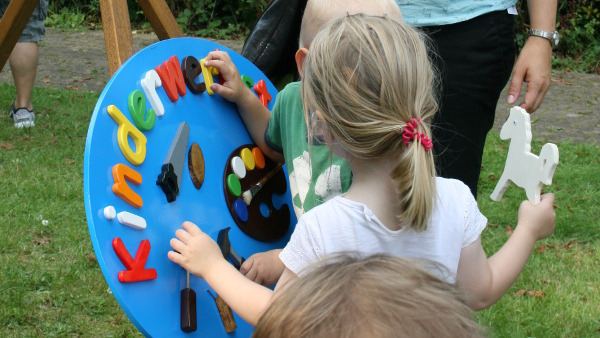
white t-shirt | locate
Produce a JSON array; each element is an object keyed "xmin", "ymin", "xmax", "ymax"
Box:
[{"xmin": 279, "ymin": 177, "xmax": 487, "ymax": 283}]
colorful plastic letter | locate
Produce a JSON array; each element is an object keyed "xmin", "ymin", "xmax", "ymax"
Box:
[
  {"xmin": 182, "ymin": 56, "xmax": 206, "ymax": 94},
  {"xmin": 253, "ymin": 79, "xmax": 271, "ymax": 108},
  {"xmin": 241, "ymin": 75, "xmax": 253, "ymax": 89},
  {"xmin": 128, "ymin": 90, "xmax": 156, "ymax": 131},
  {"xmin": 112, "ymin": 238, "xmax": 157, "ymax": 283},
  {"xmin": 141, "ymin": 70, "xmax": 165, "ymax": 117},
  {"xmin": 107, "ymin": 105, "xmax": 147, "ymax": 166},
  {"xmin": 117, "ymin": 211, "xmax": 147, "ymax": 230},
  {"xmin": 112, "ymin": 163, "xmax": 143, "ymax": 208},
  {"xmin": 155, "ymin": 55, "xmax": 187, "ymax": 102},
  {"xmin": 200, "ymin": 58, "xmax": 216, "ymax": 95}
]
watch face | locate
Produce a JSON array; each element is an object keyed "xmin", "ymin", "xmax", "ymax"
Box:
[{"xmin": 83, "ymin": 37, "xmax": 296, "ymax": 337}]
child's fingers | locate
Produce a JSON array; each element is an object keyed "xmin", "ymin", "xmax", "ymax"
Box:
[
  {"xmin": 181, "ymin": 221, "xmax": 202, "ymax": 236},
  {"xmin": 175, "ymin": 228, "xmax": 192, "ymax": 244},
  {"xmin": 540, "ymin": 193, "xmax": 555, "ymax": 205},
  {"xmin": 167, "ymin": 250, "xmax": 183, "ymax": 265},
  {"xmin": 205, "ymin": 50, "xmax": 230, "ymax": 63},
  {"xmin": 170, "ymin": 238, "xmax": 185, "ymax": 254},
  {"xmin": 240, "ymin": 257, "xmax": 254, "ymax": 275}
]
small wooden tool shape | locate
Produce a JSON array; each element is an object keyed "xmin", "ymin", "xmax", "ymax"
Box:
[
  {"xmin": 207, "ymin": 290, "xmax": 237, "ymax": 333},
  {"xmin": 217, "ymin": 227, "xmax": 245, "ymax": 270},
  {"xmin": 157, "ymin": 122, "xmax": 190, "ymax": 202},
  {"xmin": 188, "ymin": 142, "xmax": 205, "ymax": 189},
  {"xmin": 180, "ymin": 271, "xmax": 197, "ymax": 332},
  {"xmin": 490, "ymin": 106, "xmax": 559, "ymax": 204}
]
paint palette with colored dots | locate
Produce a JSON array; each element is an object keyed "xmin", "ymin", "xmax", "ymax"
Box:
[
  {"xmin": 83, "ymin": 37, "xmax": 297, "ymax": 337},
  {"xmin": 223, "ymin": 145, "xmax": 290, "ymax": 242}
]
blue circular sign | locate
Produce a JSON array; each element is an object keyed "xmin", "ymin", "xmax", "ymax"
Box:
[{"xmin": 84, "ymin": 37, "xmax": 296, "ymax": 337}]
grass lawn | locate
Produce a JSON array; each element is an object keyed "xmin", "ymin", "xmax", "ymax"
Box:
[{"xmin": 1, "ymin": 84, "xmax": 599, "ymax": 336}]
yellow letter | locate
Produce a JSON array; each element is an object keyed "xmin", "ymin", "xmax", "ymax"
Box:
[{"xmin": 107, "ymin": 105, "xmax": 147, "ymax": 165}]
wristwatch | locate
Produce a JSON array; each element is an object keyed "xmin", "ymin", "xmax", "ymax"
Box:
[{"xmin": 528, "ymin": 29, "xmax": 560, "ymax": 48}]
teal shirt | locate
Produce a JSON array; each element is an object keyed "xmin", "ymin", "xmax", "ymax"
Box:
[
  {"xmin": 396, "ymin": 0, "xmax": 517, "ymax": 27},
  {"xmin": 266, "ymin": 82, "xmax": 352, "ymax": 217}
]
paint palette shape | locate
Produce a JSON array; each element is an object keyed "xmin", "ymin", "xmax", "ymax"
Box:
[
  {"xmin": 83, "ymin": 37, "xmax": 297, "ymax": 337},
  {"xmin": 224, "ymin": 145, "xmax": 290, "ymax": 242}
]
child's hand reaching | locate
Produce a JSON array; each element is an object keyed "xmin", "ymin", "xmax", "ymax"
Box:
[
  {"xmin": 240, "ymin": 249, "xmax": 285, "ymax": 287},
  {"xmin": 203, "ymin": 50, "xmax": 248, "ymax": 104},
  {"xmin": 517, "ymin": 193, "xmax": 556, "ymax": 241},
  {"xmin": 168, "ymin": 221, "xmax": 224, "ymax": 279}
]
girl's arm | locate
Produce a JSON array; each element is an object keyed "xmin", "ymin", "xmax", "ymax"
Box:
[
  {"xmin": 168, "ymin": 221, "xmax": 296, "ymax": 325},
  {"xmin": 203, "ymin": 51, "xmax": 283, "ymax": 163},
  {"xmin": 456, "ymin": 193, "xmax": 556, "ymax": 310}
]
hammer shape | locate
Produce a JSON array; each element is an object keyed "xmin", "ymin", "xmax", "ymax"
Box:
[{"xmin": 217, "ymin": 227, "xmax": 245, "ymax": 270}]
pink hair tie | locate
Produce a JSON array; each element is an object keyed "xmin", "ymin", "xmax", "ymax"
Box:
[{"xmin": 402, "ymin": 118, "xmax": 433, "ymax": 151}]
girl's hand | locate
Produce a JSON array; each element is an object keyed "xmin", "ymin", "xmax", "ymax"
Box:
[
  {"xmin": 168, "ymin": 221, "xmax": 224, "ymax": 278},
  {"xmin": 517, "ymin": 193, "xmax": 556, "ymax": 241},
  {"xmin": 203, "ymin": 50, "xmax": 248, "ymax": 103}
]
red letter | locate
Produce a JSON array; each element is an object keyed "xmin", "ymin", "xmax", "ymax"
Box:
[
  {"xmin": 253, "ymin": 79, "xmax": 271, "ymax": 108},
  {"xmin": 155, "ymin": 56, "xmax": 187, "ymax": 102},
  {"xmin": 112, "ymin": 238, "xmax": 157, "ymax": 283}
]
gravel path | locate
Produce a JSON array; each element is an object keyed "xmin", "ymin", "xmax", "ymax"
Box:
[{"xmin": 1, "ymin": 28, "xmax": 598, "ymax": 143}]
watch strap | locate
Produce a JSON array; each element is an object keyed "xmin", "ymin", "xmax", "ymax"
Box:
[{"xmin": 528, "ymin": 29, "xmax": 559, "ymax": 47}]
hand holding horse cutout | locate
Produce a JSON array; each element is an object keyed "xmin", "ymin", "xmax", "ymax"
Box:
[{"xmin": 490, "ymin": 106, "xmax": 559, "ymax": 204}]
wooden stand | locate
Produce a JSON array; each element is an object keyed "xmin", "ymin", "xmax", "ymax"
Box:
[
  {"xmin": 0, "ymin": 0, "xmax": 40, "ymax": 71},
  {"xmin": 0, "ymin": 0, "xmax": 183, "ymax": 75},
  {"xmin": 99, "ymin": 0, "xmax": 184, "ymax": 75}
]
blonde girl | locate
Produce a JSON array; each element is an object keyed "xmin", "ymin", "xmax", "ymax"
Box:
[{"xmin": 168, "ymin": 14, "xmax": 556, "ymax": 326}]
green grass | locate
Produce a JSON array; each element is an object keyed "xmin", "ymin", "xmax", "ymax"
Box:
[
  {"xmin": 0, "ymin": 84, "xmax": 140, "ymax": 336},
  {"xmin": 477, "ymin": 133, "xmax": 600, "ymax": 336},
  {"xmin": 1, "ymin": 84, "xmax": 599, "ymax": 336}
]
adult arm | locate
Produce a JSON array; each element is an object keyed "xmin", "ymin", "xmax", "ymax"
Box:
[{"xmin": 507, "ymin": 0, "xmax": 558, "ymax": 113}]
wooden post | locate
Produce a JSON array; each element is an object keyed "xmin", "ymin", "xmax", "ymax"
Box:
[
  {"xmin": 138, "ymin": 0, "xmax": 184, "ymax": 41},
  {"xmin": 99, "ymin": 0, "xmax": 135, "ymax": 75},
  {"xmin": 0, "ymin": 0, "xmax": 40, "ymax": 71},
  {"xmin": 100, "ymin": 0, "xmax": 183, "ymax": 75}
]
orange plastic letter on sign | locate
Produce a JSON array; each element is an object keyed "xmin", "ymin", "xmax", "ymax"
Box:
[
  {"xmin": 107, "ymin": 105, "xmax": 147, "ymax": 166},
  {"xmin": 112, "ymin": 163, "xmax": 143, "ymax": 208},
  {"xmin": 155, "ymin": 55, "xmax": 187, "ymax": 102}
]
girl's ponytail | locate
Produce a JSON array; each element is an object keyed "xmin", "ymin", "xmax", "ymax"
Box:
[{"xmin": 391, "ymin": 119, "xmax": 436, "ymax": 231}]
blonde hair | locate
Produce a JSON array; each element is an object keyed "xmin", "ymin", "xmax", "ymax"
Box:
[
  {"xmin": 302, "ymin": 14, "xmax": 438, "ymax": 231},
  {"xmin": 253, "ymin": 254, "xmax": 485, "ymax": 338},
  {"xmin": 299, "ymin": 0, "xmax": 403, "ymax": 48}
]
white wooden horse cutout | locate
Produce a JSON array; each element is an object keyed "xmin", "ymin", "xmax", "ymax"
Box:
[{"xmin": 490, "ymin": 106, "xmax": 559, "ymax": 204}]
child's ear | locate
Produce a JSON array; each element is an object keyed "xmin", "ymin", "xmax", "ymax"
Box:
[{"xmin": 295, "ymin": 48, "xmax": 309, "ymax": 77}]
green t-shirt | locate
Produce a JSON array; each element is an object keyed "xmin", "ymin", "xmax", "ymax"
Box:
[{"xmin": 266, "ymin": 82, "xmax": 352, "ymax": 217}]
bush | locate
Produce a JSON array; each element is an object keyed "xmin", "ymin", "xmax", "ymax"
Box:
[{"xmin": 47, "ymin": 0, "xmax": 267, "ymax": 39}]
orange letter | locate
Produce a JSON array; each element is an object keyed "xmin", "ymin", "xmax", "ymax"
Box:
[{"xmin": 112, "ymin": 163, "xmax": 143, "ymax": 208}]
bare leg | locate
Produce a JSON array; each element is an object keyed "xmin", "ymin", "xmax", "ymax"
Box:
[{"xmin": 9, "ymin": 41, "xmax": 39, "ymax": 111}]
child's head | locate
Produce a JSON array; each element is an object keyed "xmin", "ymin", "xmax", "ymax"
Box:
[
  {"xmin": 253, "ymin": 254, "xmax": 484, "ymax": 338},
  {"xmin": 298, "ymin": 0, "xmax": 403, "ymax": 49},
  {"xmin": 302, "ymin": 14, "xmax": 438, "ymax": 231}
]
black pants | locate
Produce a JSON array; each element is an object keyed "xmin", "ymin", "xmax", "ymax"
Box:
[{"xmin": 423, "ymin": 10, "xmax": 516, "ymax": 197}]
